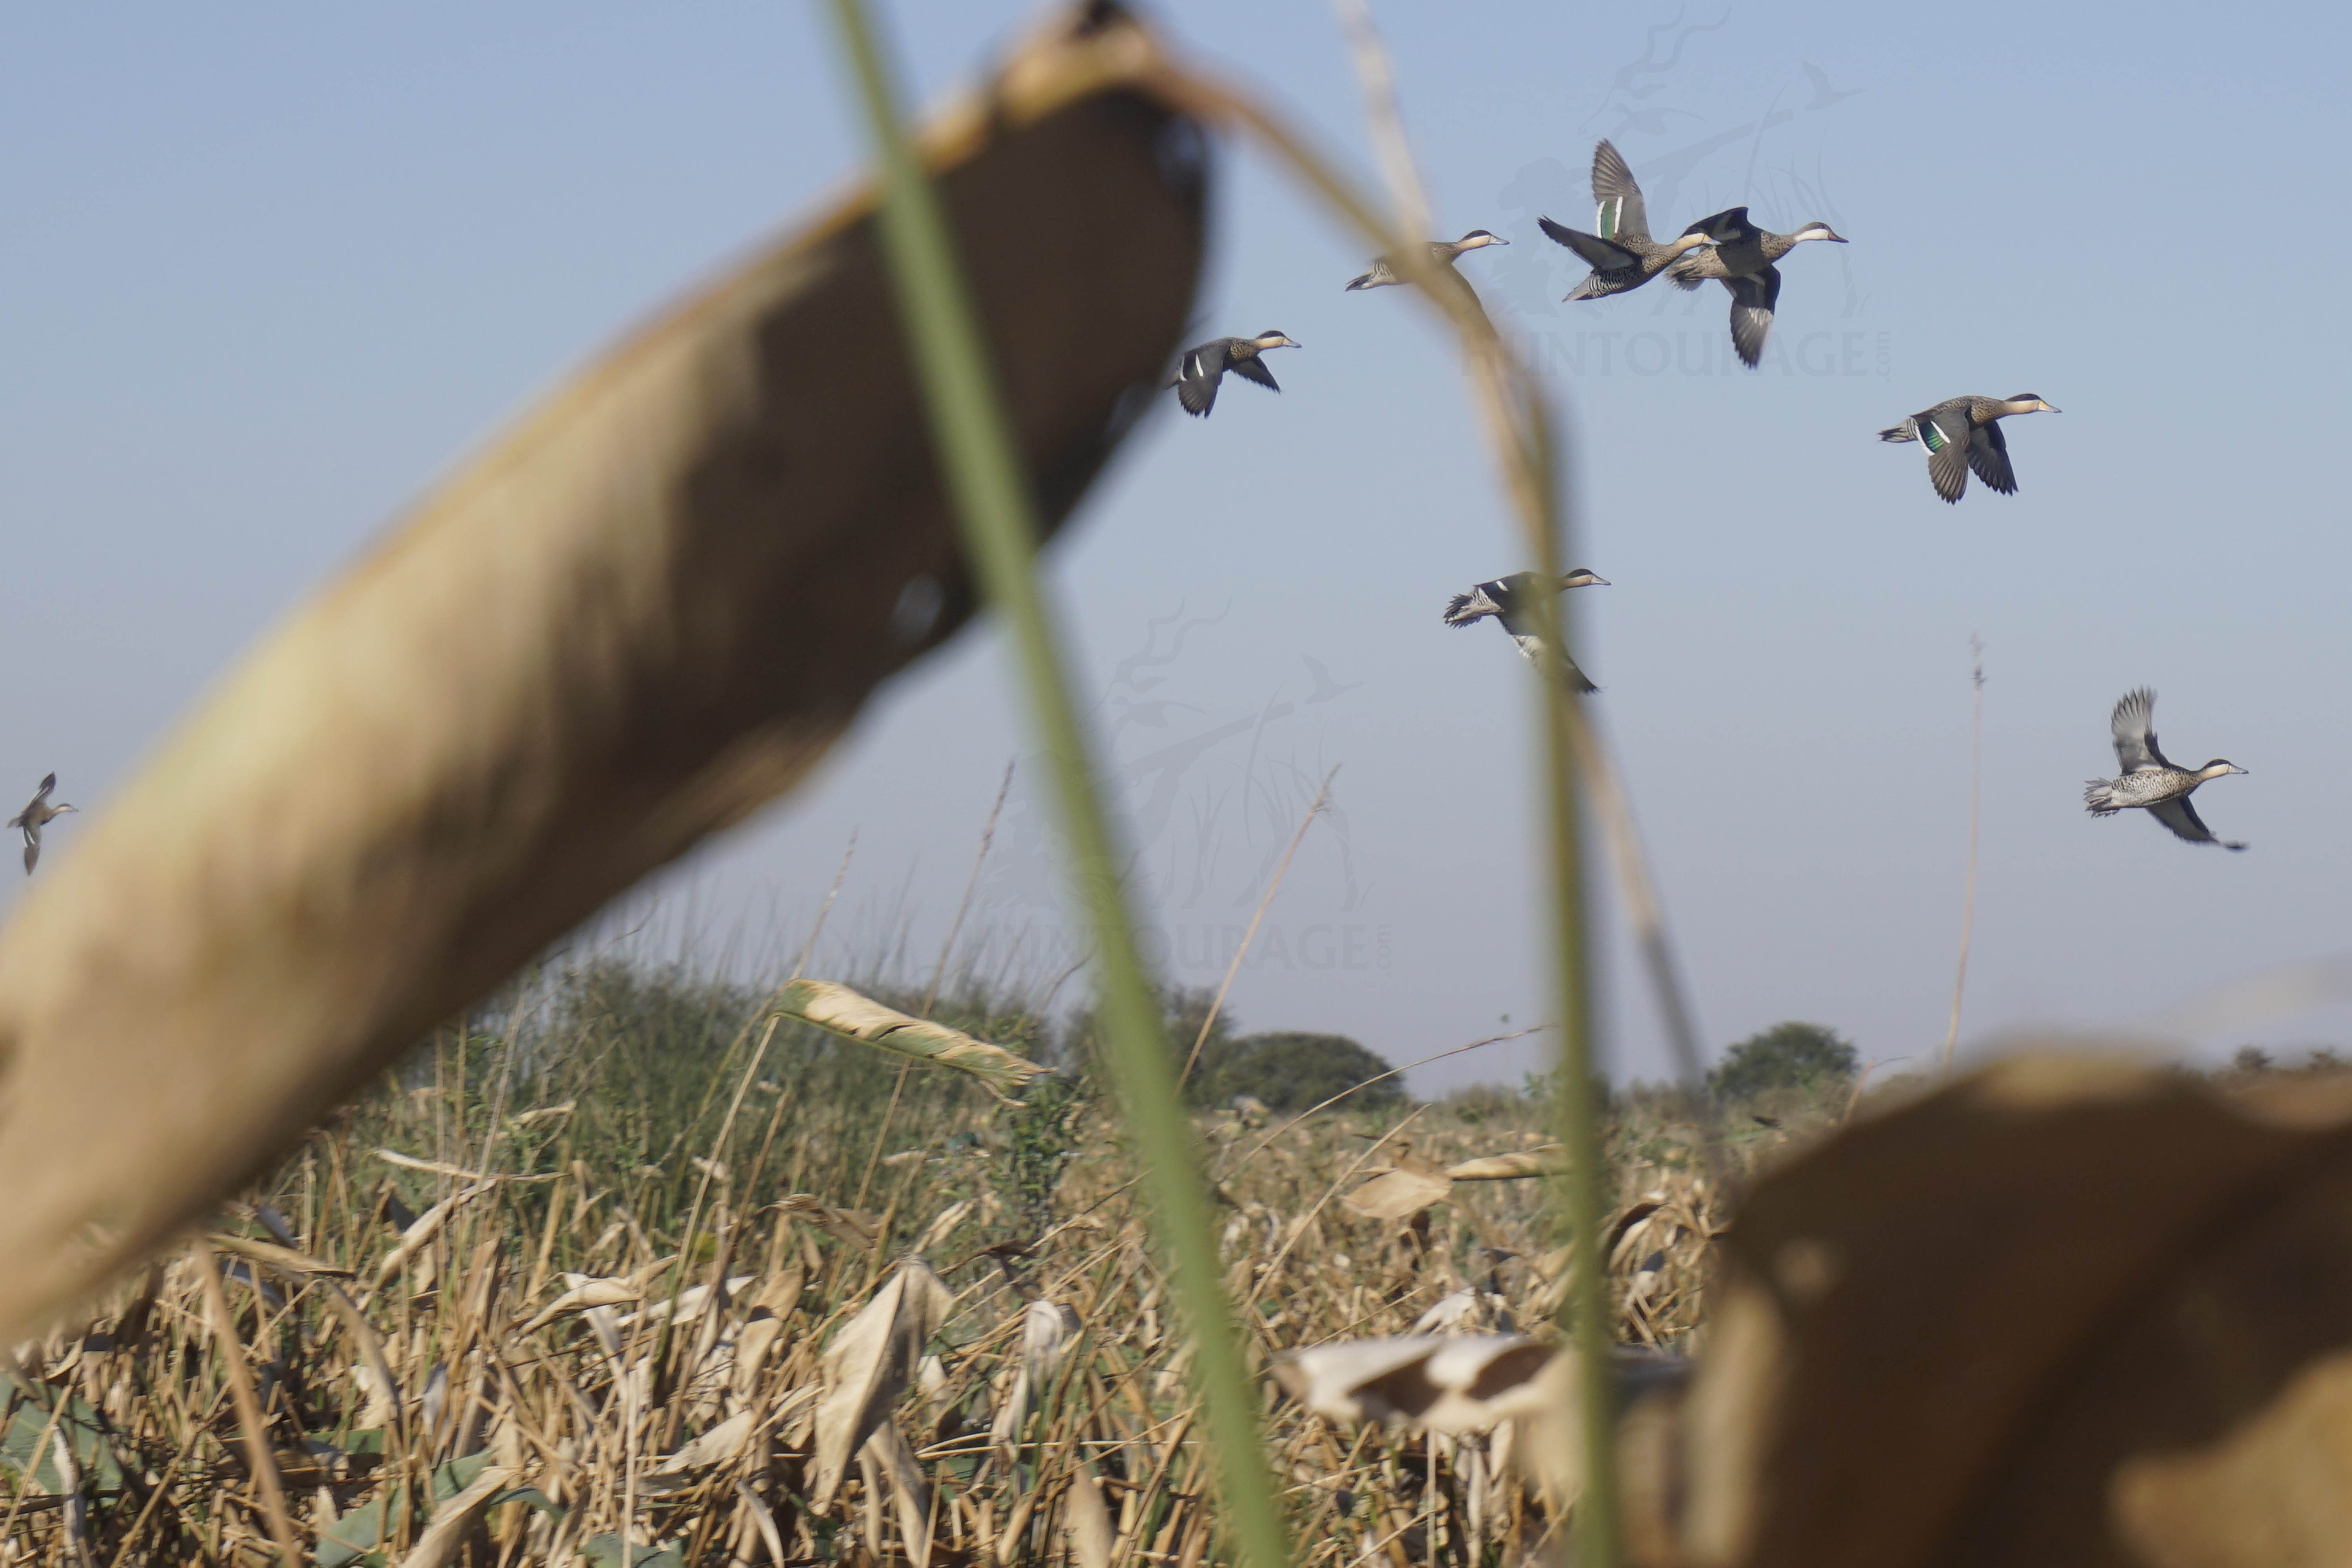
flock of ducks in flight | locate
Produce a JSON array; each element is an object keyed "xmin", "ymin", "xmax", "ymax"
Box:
[
  {"xmin": 0, "ymin": 142, "xmax": 2241, "ymax": 882},
  {"xmin": 1166, "ymin": 138, "xmax": 2249, "ymax": 853}
]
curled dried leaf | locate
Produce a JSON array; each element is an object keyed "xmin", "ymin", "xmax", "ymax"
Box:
[
  {"xmin": 810, "ymin": 1259, "xmax": 954, "ymax": 1512},
  {"xmin": 518, "ymin": 1257, "xmax": 675, "ymax": 1335},
  {"xmin": 774, "ymin": 980, "xmax": 1052, "ymax": 1103},
  {"xmin": 1271, "ymin": 1333, "xmax": 1557, "ymax": 1432},
  {"xmin": 1344, "ymin": 1142, "xmax": 1455, "ymax": 1221},
  {"xmin": 1446, "ymin": 1147, "xmax": 1569, "ymax": 1181},
  {"xmin": 369, "ymin": 1181, "xmax": 497, "ymax": 1292}
]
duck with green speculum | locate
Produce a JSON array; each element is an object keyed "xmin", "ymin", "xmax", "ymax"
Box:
[
  {"xmin": 1167, "ymin": 330, "xmax": 1302, "ymax": 417},
  {"xmin": 1537, "ymin": 140, "xmax": 1719, "ymax": 300},
  {"xmin": 1879, "ymin": 394, "xmax": 2060, "ymax": 503},
  {"xmin": 1667, "ymin": 207, "xmax": 1847, "ymax": 366},
  {"xmin": 1442, "ymin": 569, "xmax": 1609, "ymax": 692},
  {"xmin": 1345, "ymin": 230, "xmax": 1508, "ymax": 292},
  {"xmin": 2084, "ymin": 688, "xmax": 2248, "ymax": 851}
]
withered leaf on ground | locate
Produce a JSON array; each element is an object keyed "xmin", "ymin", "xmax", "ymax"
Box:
[
  {"xmin": 1342, "ymin": 1138, "xmax": 1455, "ymax": 1221},
  {"xmin": 0, "ymin": 3, "xmax": 1207, "ymax": 1343},
  {"xmin": 810, "ymin": 1258, "xmax": 955, "ymax": 1512}
]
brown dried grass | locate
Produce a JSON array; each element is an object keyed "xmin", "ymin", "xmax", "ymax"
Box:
[{"xmin": 0, "ymin": 1054, "xmax": 1728, "ymax": 1565}]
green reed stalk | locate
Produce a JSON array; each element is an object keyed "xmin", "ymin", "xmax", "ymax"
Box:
[
  {"xmin": 816, "ymin": 10, "xmax": 1290, "ymax": 1568},
  {"xmin": 1521, "ymin": 421, "xmax": 1619, "ymax": 1568}
]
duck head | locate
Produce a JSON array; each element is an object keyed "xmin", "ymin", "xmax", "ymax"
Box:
[
  {"xmin": 2198, "ymin": 760, "xmax": 2249, "ymax": 780},
  {"xmin": 2005, "ymin": 393, "xmax": 2061, "ymax": 414},
  {"xmin": 1791, "ymin": 222, "xmax": 1848, "ymax": 243},
  {"xmin": 1454, "ymin": 229, "xmax": 1508, "ymax": 250},
  {"xmin": 1252, "ymin": 330, "xmax": 1303, "ymax": 351},
  {"xmin": 1560, "ymin": 569, "xmax": 1612, "ymax": 589}
]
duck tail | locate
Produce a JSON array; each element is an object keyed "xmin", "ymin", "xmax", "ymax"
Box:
[
  {"xmin": 1878, "ymin": 418, "xmax": 1918, "ymax": 444},
  {"xmin": 1441, "ymin": 592, "xmax": 1481, "ymax": 626},
  {"xmin": 1344, "ymin": 272, "xmax": 1374, "ymax": 292},
  {"xmin": 2083, "ymin": 779, "xmax": 2120, "ymax": 814}
]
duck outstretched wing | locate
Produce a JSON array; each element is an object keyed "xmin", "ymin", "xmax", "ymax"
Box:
[
  {"xmin": 1442, "ymin": 580, "xmax": 1507, "ymax": 627},
  {"xmin": 1724, "ymin": 266, "xmax": 1780, "ymax": 369},
  {"xmin": 1919, "ymin": 406, "xmax": 1971, "ymax": 503},
  {"xmin": 1173, "ymin": 365, "xmax": 1220, "ymax": 416},
  {"xmin": 1589, "ymin": 140, "xmax": 1652, "ymax": 245},
  {"xmin": 1228, "ymin": 354, "xmax": 1281, "ymax": 394},
  {"xmin": 1683, "ymin": 206, "xmax": 1760, "ymax": 246},
  {"xmin": 1968, "ymin": 419, "xmax": 2018, "ymax": 494},
  {"xmin": 2150, "ymin": 794, "xmax": 2244, "ymax": 850},
  {"xmin": 1538, "ymin": 216, "xmax": 1641, "ymax": 272},
  {"xmin": 2110, "ymin": 687, "xmax": 2171, "ymax": 772}
]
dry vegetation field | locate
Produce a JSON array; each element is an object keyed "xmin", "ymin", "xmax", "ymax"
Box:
[{"xmin": 0, "ymin": 956, "xmax": 1807, "ymax": 1567}]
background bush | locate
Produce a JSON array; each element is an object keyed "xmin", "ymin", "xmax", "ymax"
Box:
[{"xmin": 1707, "ymin": 1020, "xmax": 1858, "ymax": 1100}]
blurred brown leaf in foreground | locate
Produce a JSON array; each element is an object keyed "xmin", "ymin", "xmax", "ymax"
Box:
[
  {"xmin": 1685, "ymin": 1053, "xmax": 2352, "ymax": 1568},
  {"xmin": 0, "ymin": 3, "xmax": 1205, "ymax": 1343}
]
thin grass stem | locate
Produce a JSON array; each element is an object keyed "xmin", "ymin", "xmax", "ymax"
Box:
[
  {"xmin": 1944, "ymin": 637, "xmax": 1985, "ymax": 1073},
  {"xmin": 817, "ymin": 8, "xmax": 1289, "ymax": 1568}
]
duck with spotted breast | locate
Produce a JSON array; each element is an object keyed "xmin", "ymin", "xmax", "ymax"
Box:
[
  {"xmin": 1167, "ymin": 330, "xmax": 1302, "ymax": 417},
  {"xmin": 1537, "ymin": 140, "xmax": 1718, "ymax": 300},
  {"xmin": 1878, "ymin": 394, "xmax": 2060, "ymax": 503},
  {"xmin": 1442, "ymin": 569, "xmax": 1610, "ymax": 692},
  {"xmin": 2084, "ymin": 688, "xmax": 2248, "ymax": 851},
  {"xmin": 1345, "ymin": 230, "xmax": 1508, "ymax": 292},
  {"xmin": 1667, "ymin": 207, "xmax": 1847, "ymax": 367}
]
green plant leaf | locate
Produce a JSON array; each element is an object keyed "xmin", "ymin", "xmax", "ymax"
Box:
[
  {"xmin": 583, "ymin": 1533, "xmax": 687, "ymax": 1568},
  {"xmin": 0, "ymin": 1376, "xmax": 124, "ymax": 1495}
]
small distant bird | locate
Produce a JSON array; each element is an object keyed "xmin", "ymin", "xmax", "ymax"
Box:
[
  {"xmin": 1878, "ymin": 394, "xmax": 2060, "ymax": 503},
  {"xmin": 1168, "ymin": 330, "xmax": 1302, "ymax": 417},
  {"xmin": 1345, "ymin": 230, "xmax": 1508, "ymax": 292},
  {"xmin": 8, "ymin": 773, "xmax": 74, "ymax": 874},
  {"xmin": 1667, "ymin": 208, "xmax": 1847, "ymax": 367},
  {"xmin": 1442, "ymin": 569, "xmax": 1610, "ymax": 691},
  {"xmin": 1537, "ymin": 140, "xmax": 1718, "ymax": 301},
  {"xmin": 2084, "ymin": 688, "xmax": 2248, "ymax": 851}
]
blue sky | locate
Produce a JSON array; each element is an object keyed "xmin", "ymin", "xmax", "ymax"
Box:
[{"xmin": 6, "ymin": 3, "xmax": 2349, "ymax": 1090}]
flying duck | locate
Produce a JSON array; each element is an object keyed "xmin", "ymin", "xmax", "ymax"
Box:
[
  {"xmin": 1666, "ymin": 208, "xmax": 1847, "ymax": 367},
  {"xmin": 1537, "ymin": 141, "xmax": 1718, "ymax": 301},
  {"xmin": 1442, "ymin": 569, "xmax": 1610, "ymax": 692},
  {"xmin": 1345, "ymin": 230, "xmax": 1508, "ymax": 292},
  {"xmin": 1167, "ymin": 331, "xmax": 1302, "ymax": 417},
  {"xmin": 8, "ymin": 773, "xmax": 74, "ymax": 874},
  {"xmin": 2084, "ymin": 689, "xmax": 2247, "ymax": 851},
  {"xmin": 1878, "ymin": 394, "xmax": 2060, "ymax": 503}
]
